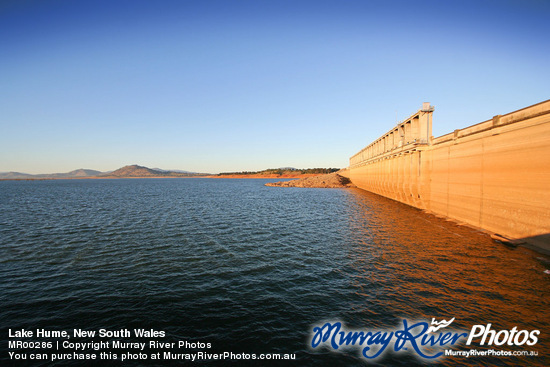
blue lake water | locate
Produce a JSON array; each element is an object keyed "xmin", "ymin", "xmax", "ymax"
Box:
[{"xmin": 1, "ymin": 178, "xmax": 549, "ymax": 366}]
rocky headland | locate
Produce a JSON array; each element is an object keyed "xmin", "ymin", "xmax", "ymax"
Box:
[{"xmin": 265, "ymin": 172, "xmax": 355, "ymax": 188}]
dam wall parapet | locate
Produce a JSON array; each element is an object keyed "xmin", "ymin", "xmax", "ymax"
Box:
[{"xmin": 349, "ymin": 100, "xmax": 550, "ymax": 248}]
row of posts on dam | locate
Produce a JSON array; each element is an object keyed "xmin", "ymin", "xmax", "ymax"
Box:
[{"xmin": 342, "ymin": 100, "xmax": 550, "ymax": 253}]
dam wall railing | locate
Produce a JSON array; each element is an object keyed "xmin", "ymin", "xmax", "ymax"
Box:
[{"xmin": 347, "ymin": 100, "xmax": 550, "ymax": 249}]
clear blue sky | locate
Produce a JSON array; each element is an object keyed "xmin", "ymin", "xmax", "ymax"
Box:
[{"xmin": 1, "ymin": 0, "xmax": 548, "ymax": 174}]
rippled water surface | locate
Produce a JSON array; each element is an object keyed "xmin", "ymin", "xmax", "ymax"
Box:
[{"xmin": 1, "ymin": 178, "xmax": 549, "ymax": 366}]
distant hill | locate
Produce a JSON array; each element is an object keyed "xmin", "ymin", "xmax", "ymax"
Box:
[
  {"xmin": 64, "ymin": 169, "xmax": 102, "ymax": 177},
  {"xmin": 41, "ymin": 169, "xmax": 103, "ymax": 178},
  {"xmin": 101, "ymin": 165, "xmax": 208, "ymax": 178},
  {"xmin": 105, "ymin": 165, "xmax": 163, "ymax": 177}
]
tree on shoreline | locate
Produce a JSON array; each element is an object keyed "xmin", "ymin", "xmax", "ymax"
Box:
[{"xmin": 218, "ymin": 168, "xmax": 339, "ymax": 176}]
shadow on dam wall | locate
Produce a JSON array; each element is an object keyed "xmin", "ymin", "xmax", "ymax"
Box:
[{"xmin": 345, "ymin": 100, "xmax": 550, "ymax": 254}]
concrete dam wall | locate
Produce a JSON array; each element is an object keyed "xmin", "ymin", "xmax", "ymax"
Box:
[{"xmin": 347, "ymin": 100, "xmax": 550, "ymax": 249}]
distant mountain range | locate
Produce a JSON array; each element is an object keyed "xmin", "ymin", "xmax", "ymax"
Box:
[
  {"xmin": 0, "ymin": 169, "xmax": 103, "ymax": 179},
  {"xmin": 0, "ymin": 165, "xmax": 338, "ymax": 180},
  {"xmin": 0, "ymin": 165, "xmax": 207, "ymax": 179}
]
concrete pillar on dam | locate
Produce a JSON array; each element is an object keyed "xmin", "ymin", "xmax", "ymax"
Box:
[
  {"xmin": 420, "ymin": 102, "xmax": 434, "ymax": 145},
  {"xmin": 349, "ymin": 103, "xmax": 435, "ymax": 209}
]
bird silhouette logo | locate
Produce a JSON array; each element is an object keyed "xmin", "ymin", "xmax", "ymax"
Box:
[{"xmin": 427, "ymin": 317, "xmax": 456, "ymax": 333}]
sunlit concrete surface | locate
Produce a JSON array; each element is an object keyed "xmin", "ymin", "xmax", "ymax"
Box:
[{"xmin": 347, "ymin": 100, "xmax": 550, "ymax": 252}]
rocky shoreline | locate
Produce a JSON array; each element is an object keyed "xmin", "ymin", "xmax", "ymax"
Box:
[{"xmin": 265, "ymin": 173, "xmax": 355, "ymax": 188}]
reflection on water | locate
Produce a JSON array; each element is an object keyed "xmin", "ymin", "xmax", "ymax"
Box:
[
  {"xmin": 336, "ymin": 188, "xmax": 550, "ymax": 366},
  {"xmin": 0, "ymin": 179, "xmax": 548, "ymax": 366}
]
